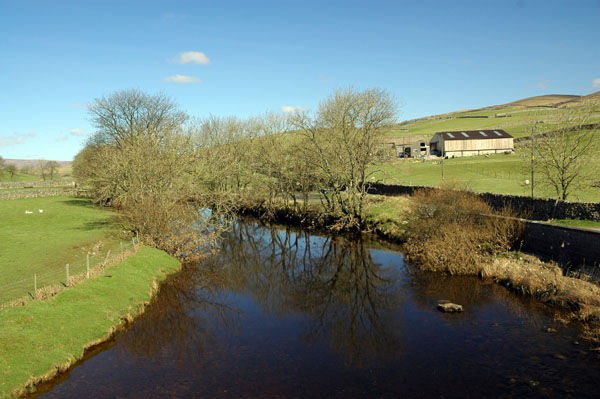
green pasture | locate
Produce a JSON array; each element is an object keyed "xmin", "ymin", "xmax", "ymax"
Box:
[
  {"xmin": 0, "ymin": 197, "xmax": 124, "ymax": 304},
  {"xmin": 0, "ymin": 246, "xmax": 180, "ymax": 398},
  {"xmin": 384, "ymin": 104, "xmax": 600, "ymax": 140},
  {"xmin": 0, "ymin": 172, "xmax": 39, "ymax": 182},
  {"xmin": 372, "ymin": 149, "xmax": 600, "ymax": 203}
]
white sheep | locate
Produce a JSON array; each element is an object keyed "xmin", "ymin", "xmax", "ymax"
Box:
[
  {"xmin": 39, "ymin": 209, "xmax": 44, "ymax": 213},
  {"xmin": 25, "ymin": 210, "xmax": 33, "ymax": 214}
]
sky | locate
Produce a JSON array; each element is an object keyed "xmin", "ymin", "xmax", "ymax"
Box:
[{"xmin": 1, "ymin": 0, "xmax": 599, "ymax": 161}]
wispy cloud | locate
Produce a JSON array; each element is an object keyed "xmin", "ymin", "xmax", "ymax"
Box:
[
  {"xmin": 537, "ymin": 79, "xmax": 549, "ymax": 90},
  {"xmin": 281, "ymin": 105, "xmax": 303, "ymax": 114},
  {"xmin": 0, "ymin": 132, "xmax": 36, "ymax": 147},
  {"xmin": 172, "ymin": 51, "xmax": 211, "ymax": 65},
  {"xmin": 70, "ymin": 128, "xmax": 85, "ymax": 136},
  {"xmin": 56, "ymin": 135, "xmax": 69, "ymax": 142},
  {"xmin": 593, "ymin": 78, "xmax": 600, "ymax": 88},
  {"xmin": 164, "ymin": 74, "xmax": 201, "ymax": 83}
]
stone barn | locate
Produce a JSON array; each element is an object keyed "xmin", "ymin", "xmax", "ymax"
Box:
[
  {"xmin": 382, "ymin": 135, "xmax": 430, "ymax": 158},
  {"xmin": 429, "ymin": 129, "xmax": 514, "ymax": 158}
]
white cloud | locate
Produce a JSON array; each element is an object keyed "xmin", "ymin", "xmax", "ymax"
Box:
[
  {"xmin": 593, "ymin": 78, "xmax": 600, "ymax": 88},
  {"xmin": 172, "ymin": 51, "xmax": 211, "ymax": 65},
  {"xmin": 281, "ymin": 105, "xmax": 304, "ymax": 114},
  {"xmin": 70, "ymin": 128, "xmax": 85, "ymax": 136},
  {"xmin": 164, "ymin": 74, "xmax": 201, "ymax": 83},
  {"xmin": 0, "ymin": 132, "xmax": 36, "ymax": 147}
]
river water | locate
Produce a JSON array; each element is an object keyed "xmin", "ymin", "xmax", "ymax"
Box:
[{"xmin": 36, "ymin": 220, "xmax": 599, "ymax": 398}]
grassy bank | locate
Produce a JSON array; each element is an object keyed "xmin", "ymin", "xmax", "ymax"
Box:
[
  {"xmin": 0, "ymin": 245, "xmax": 181, "ymax": 398},
  {"xmin": 0, "ymin": 197, "xmax": 123, "ymax": 304}
]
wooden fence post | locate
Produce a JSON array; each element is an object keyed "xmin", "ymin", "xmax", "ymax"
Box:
[{"xmin": 104, "ymin": 250, "xmax": 111, "ymax": 265}]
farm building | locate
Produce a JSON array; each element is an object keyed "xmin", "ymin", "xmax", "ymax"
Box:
[
  {"xmin": 430, "ymin": 129, "xmax": 514, "ymax": 158},
  {"xmin": 382, "ymin": 135, "xmax": 430, "ymax": 158}
]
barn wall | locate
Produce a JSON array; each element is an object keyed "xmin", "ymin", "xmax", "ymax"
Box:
[{"xmin": 443, "ymin": 138, "xmax": 514, "ymax": 157}]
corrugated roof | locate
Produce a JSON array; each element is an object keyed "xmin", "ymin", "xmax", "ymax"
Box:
[{"xmin": 434, "ymin": 129, "xmax": 512, "ymax": 140}]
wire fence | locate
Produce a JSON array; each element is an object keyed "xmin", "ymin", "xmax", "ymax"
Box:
[{"xmin": 0, "ymin": 238, "xmax": 139, "ymax": 308}]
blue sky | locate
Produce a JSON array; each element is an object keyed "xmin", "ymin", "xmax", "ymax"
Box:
[{"xmin": 1, "ymin": 0, "xmax": 599, "ymax": 160}]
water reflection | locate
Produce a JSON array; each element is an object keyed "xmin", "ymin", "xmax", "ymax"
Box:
[
  {"xmin": 117, "ymin": 221, "xmax": 406, "ymax": 366},
  {"xmin": 215, "ymin": 221, "xmax": 406, "ymax": 365}
]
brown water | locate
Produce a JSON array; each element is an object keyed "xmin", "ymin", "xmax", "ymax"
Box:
[{"xmin": 36, "ymin": 221, "xmax": 599, "ymax": 398}]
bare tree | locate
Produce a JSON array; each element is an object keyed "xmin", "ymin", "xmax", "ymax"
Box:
[
  {"xmin": 290, "ymin": 87, "xmax": 397, "ymax": 227},
  {"xmin": 88, "ymin": 89, "xmax": 188, "ymax": 147},
  {"xmin": 75, "ymin": 89, "xmax": 226, "ymax": 260},
  {"xmin": 45, "ymin": 161, "xmax": 59, "ymax": 180},
  {"xmin": 534, "ymin": 101, "xmax": 599, "ymax": 201},
  {"xmin": 5, "ymin": 164, "xmax": 17, "ymax": 180},
  {"xmin": 0, "ymin": 156, "xmax": 5, "ymax": 175}
]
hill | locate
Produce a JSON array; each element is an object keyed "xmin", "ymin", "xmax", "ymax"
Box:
[
  {"xmin": 3, "ymin": 159, "xmax": 72, "ymax": 169},
  {"xmin": 385, "ymin": 91, "xmax": 600, "ymax": 140}
]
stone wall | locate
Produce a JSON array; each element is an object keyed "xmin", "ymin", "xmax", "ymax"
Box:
[
  {"xmin": 366, "ymin": 183, "xmax": 600, "ymax": 222},
  {"xmin": 519, "ymin": 221, "xmax": 600, "ymax": 268}
]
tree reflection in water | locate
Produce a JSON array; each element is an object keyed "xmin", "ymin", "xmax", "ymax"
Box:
[{"xmin": 114, "ymin": 220, "xmax": 406, "ymax": 367}]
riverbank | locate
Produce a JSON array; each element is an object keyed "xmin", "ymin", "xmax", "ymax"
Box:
[
  {"xmin": 0, "ymin": 245, "xmax": 181, "ymax": 398},
  {"xmin": 234, "ymin": 194, "xmax": 600, "ymax": 341}
]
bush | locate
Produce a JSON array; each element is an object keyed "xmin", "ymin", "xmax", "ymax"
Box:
[{"xmin": 403, "ymin": 187, "xmax": 523, "ymax": 275}]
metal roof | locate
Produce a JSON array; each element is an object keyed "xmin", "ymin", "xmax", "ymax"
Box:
[{"xmin": 434, "ymin": 129, "xmax": 512, "ymax": 141}]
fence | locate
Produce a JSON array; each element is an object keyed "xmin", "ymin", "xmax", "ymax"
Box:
[{"xmin": 0, "ymin": 238, "xmax": 139, "ymax": 308}]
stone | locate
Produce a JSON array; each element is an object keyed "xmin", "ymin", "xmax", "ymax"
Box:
[
  {"xmin": 545, "ymin": 327, "xmax": 558, "ymax": 333},
  {"xmin": 437, "ymin": 302, "xmax": 463, "ymax": 313}
]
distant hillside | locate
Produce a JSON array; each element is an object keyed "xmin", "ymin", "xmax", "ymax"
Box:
[
  {"xmin": 386, "ymin": 91, "xmax": 600, "ymax": 140},
  {"xmin": 4, "ymin": 159, "xmax": 72, "ymax": 169}
]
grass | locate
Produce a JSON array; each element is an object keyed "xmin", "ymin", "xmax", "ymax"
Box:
[
  {"xmin": 0, "ymin": 197, "xmax": 124, "ymax": 304},
  {"xmin": 0, "ymin": 245, "xmax": 181, "ymax": 398},
  {"xmin": 547, "ymin": 219, "xmax": 600, "ymax": 230},
  {"xmin": 0, "ymin": 172, "xmax": 39, "ymax": 182},
  {"xmin": 384, "ymin": 100, "xmax": 600, "ymax": 140},
  {"xmin": 371, "ymin": 146, "xmax": 600, "ymax": 203}
]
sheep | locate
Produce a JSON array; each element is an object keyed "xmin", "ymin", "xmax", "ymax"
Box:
[
  {"xmin": 39, "ymin": 209, "xmax": 44, "ymax": 213},
  {"xmin": 25, "ymin": 210, "xmax": 33, "ymax": 214}
]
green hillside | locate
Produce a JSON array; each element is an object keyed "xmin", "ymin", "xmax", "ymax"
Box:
[{"xmin": 384, "ymin": 91, "xmax": 600, "ymax": 140}]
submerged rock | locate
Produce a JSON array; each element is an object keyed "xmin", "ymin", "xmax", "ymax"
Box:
[{"xmin": 437, "ymin": 301, "xmax": 463, "ymax": 313}]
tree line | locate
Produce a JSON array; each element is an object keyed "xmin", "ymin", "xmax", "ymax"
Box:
[{"xmin": 72, "ymin": 88, "xmax": 598, "ymax": 259}]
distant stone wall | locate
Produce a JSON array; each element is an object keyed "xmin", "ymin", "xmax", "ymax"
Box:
[{"xmin": 366, "ymin": 183, "xmax": 600, "ymax": 221}]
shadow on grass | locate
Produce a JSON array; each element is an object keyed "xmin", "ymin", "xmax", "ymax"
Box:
[
  {"xmin": 77, "ymin": 216, "xmax": 122, "ymax": 231},
  {"xmin": 61, "ymin": 198, "xmax": 95, "ymax": 208}
]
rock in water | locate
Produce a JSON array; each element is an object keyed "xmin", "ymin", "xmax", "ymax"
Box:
[{"xmin": 437, "ymin": 302, "xmax": 463, "ymax": 313}]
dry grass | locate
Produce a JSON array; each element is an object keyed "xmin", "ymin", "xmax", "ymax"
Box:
[
  {"xmin": 402, "ymin": 187, "xmax": 522, "ymax": 274},
  {"xmin": 484, "ymin": 254, "xmax": 600, "ymax": 340}
]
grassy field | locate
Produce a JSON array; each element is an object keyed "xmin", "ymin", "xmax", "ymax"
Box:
[
  {"xmin": 0, "ymin": 172, "xmax": 39, "ymax": 182},
  {"xmin": 0, "ymin": 197, "xmax": 125, "ymax": 304},
  {"xmin": 371, "ymin": 148, "xmax": 600, "ymax": 202},
  {"xmin": 383, "ymin": 93, "xmax": 600, "ymax": 140},
  {"xmin": 372, "ymin": 93, "xmax": 600, "ymax": 202},
  {"xmin": 0, "ymin": 245, "xmax": 181, "ymax": 398}
]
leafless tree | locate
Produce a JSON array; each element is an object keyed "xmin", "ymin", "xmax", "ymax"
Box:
[
  {"xmin": 289, "ymin": 87, "xmax": 398, "ymax": 227},
  {"xmin": 534, "ymin": 101, "xmax": 599, "ymax": 201},
  {"xmin": 88, "ymin": 89, "xmax": 188, "ymax": 147}
]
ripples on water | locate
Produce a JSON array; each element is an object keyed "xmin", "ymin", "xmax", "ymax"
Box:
[{"xmin": 36, "ymin": 220, "xmax": 599, "ymax": 398}]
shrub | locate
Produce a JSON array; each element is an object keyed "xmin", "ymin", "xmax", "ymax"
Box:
[{"xmin": 403, "ymin": 187, "xmax": 522, "ymax": 275}]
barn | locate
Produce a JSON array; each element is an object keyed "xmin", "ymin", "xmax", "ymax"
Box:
[
  {"xmin": 382, "ymin": 135, "xmax": 430, "ymax": 158},
  {"xmin": 429, "ymin": 129, "xmax": 514, "ymax": 158}
]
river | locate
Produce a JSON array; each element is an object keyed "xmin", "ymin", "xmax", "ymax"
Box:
[{"xmin": 34, "ymin": 220, "xmax": 599, "ymax": 398}]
